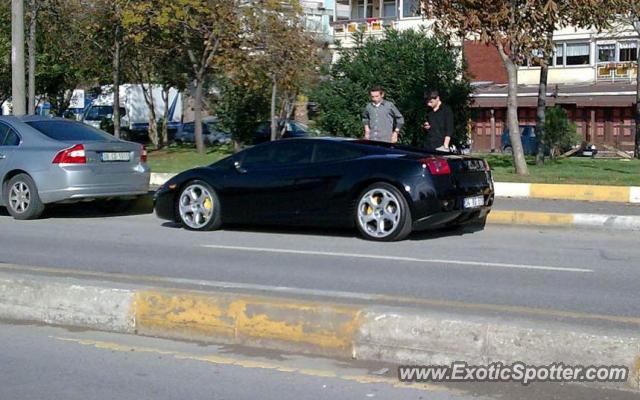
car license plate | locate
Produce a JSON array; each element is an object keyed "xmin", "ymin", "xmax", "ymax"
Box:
[
  {"xmin": 101, "ymin": 152, "xmax": 131, "ymax": 162},
  {"xmin": 463, "ymin": 195, "xmax": 484, "ymax": 209}
]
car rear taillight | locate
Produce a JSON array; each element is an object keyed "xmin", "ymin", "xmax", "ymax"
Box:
[
  {"xmin": 140, "ymin": 146, "xmax": 148, "ymax": 163},
  {"xmin": 420, "ymin": 157, "xmax": 451, "ymax": 175},
  {"xmin": 52, "ymin": 144, "xmax": 86, "ymax": 164}
]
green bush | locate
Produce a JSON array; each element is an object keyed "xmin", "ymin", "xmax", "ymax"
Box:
[
  {"xmin": 311, "ymin": 29, "xmax": 472, "ymax": 147},
  {"xmin": 544, "ymin": 106, "xmax": 579, "ymax": 158}
]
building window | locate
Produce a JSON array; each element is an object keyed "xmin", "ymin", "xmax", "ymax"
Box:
[
  {"xmin": 402, "ymin": 0, "xmax": 420, "ymax": 18},
  {"xmin": 554, "ymin": 44, "xmax": 564, "ymax": 66},
  {"xmin": 597, "ymin": 44, "xmax": 616, "ymax": 63},
  {"xmin": 619, "ymin": 41, "xmax": 638, "ymax": 62},
  {"xmin": 565, "ymin": 43, "xmax": 590, "ymax": 65},
  {"xmin": 383, "ymin": 0, "xmax": 397, "ymax": 17},
  {"xmin": 353, "ymin": 0, "xmax": 373, "ymax": 19},
  {"xmin": 335, "ymin": 0, "xmax": 350, "ymax": 21}
]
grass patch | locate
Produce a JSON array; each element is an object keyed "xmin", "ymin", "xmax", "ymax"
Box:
[
  {"xmin": 147, "ymin": 144, "xmax": 234, "ymax": 173},
  {"xmin": 481, "ymin": 154, "xmax": 640, "ymax": 186}
]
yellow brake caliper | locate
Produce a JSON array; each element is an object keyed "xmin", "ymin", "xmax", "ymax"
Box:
[{"xmin": 203, "ymin": 197, "xmax": 213, "ymax": 212}]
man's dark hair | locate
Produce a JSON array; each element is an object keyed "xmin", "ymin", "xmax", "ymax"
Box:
[
  {"xmin": 370, "ymin": 85, "xmax": 385, "ymax": 94},
  {"xmin": 424, "ymin": 89, "xmax": 440, "ymax": 101}
]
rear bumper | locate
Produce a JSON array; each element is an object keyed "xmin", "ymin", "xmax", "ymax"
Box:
[
  {"xmin": 35, "ymin": 165, "xmax": 150, "ymax": 204},
  {"xmin": 412, "ymin": 206, "xmax": 492, "ymax": 231}
]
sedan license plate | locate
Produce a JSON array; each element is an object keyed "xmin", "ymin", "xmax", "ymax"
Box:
[
  {"xmin": 463, "ymin": 195, "xmax": 484, "ymax": 209},
  {"xmin": 101, "ymin": 152, "xmax": 131, "ymax": 162}
]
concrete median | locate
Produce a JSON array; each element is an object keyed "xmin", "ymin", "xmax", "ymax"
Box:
[
  {"xmin": 487, "ymin": 210, "xmax": 640, "ymax": 231},
  {"xmin": 0, "ymin": 268, "xmax": 638, "ymax": 390}
]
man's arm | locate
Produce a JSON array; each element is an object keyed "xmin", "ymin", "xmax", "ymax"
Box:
[
  {"xmin": 362, "ymin": 107, "xmax": 371, "ymax": 139},
  {"xmin": 443, "ymin": 106, "xmax": 454, "ymax": 148},
  {"xmin": 390, "ymin": 103, "xmax": 404, "ymax": 143}
]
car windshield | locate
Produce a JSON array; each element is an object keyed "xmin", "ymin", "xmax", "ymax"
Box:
[
  {"xmin": 84, "ymin": 106, "xmax": 113, "ymax": 121},
  {"xmin": 26, "ymin": 120, "xmax": 116, "ymax": 142}
]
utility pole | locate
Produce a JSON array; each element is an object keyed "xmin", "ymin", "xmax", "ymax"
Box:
[{"xmin": 11, "ymin": 0, "xmax": 26, "ymax": 116}]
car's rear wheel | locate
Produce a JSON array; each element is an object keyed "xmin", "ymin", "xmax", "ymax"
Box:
[
  {"xmin": 176, "ymin": 181, "xmax": 222, "ymax": 231},
  {"xmin": 355, "ymin": 182, "xmax": 412, "ymax": 241},
  {"xmin": 4, "ymin": 174, "xmax": 45, "ymax": 220}
]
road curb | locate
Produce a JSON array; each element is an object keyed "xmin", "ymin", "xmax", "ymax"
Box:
[
  {"xmin": 0, "ymin": 270, "xmax": 638, "ymax": 390},
  {"xmin": 494, "ymin": 182, "xmax": 640, "ymax": 203},
  {"xmin": 150, "ymin": 173, "xmax": 640, "ymax": 204},
  {"xmin": 487, "ymin": 211, "xmax": 640, "ymax": 231}
]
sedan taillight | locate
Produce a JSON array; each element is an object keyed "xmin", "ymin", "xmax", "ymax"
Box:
[
  {"xmin": 52, "ymin": 144, "xmax": 86, "ymax": 164},
  {"xmin": 140, "ymin": 146, "xmax": 148, "ymax": 163},
  {"xmin": 420, "ymin": 157, "xmax": 451, "ymax": 176}
]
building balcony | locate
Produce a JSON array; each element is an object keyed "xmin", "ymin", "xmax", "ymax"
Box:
[
  {"xmin": 596, "ymin": 61, "xmax": 638, "ymax": 83},
  {"xmin": 331, "ymin": 17, "xmax": 399, "ymax": 37}
]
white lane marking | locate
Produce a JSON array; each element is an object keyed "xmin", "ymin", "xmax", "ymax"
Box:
[{"xmin": 200, "ymin": 245, "xmax": 592, "ymax": 273}]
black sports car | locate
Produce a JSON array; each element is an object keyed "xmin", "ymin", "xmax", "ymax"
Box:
[{"xmin": 154, "ymin": 138, "xmax": 494, "ymax": 241}]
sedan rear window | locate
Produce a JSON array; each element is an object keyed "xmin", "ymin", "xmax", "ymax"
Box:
[{"xmin": 26, "ymin": 120, "xmax": 115, "ymax": 142}]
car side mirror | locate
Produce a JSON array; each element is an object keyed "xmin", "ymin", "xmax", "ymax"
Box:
[{"xmin": 234, "ymin": 160, "xmax": 247, "ymax": 174}]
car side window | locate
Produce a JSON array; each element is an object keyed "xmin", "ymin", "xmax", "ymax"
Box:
[
  {"xmin": 241, "ymin": 145, "xmax": 274, "ymax": 168},
  {"xmin": 270, "ymin": 141, "xmax": 313, "ymax": 166},
  {"xmin": 313, "ymin": 142, "xmax": 363, "ymax": 163},
  {"xmin": 0, "ymin": 123, "xmax": 9, "ymax": 144},
  {"xmin": 2, "ymin": 130, "xmax": 20, "ymax": 146}
]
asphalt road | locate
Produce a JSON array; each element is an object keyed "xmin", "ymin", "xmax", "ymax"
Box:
[
  {"xmin": 1, "ymin": 321, "xmax": 636, "ymax": 400},
  {"xmin": 2, "ymin": 201, "xmax": 640, "ymax": 327}
]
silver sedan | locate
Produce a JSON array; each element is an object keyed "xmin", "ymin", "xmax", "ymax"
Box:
[{"xmin": 0, "ymin": 116, "xmax": 150, "ymax": 219}]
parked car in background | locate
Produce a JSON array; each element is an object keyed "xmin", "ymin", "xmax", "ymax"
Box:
[
  {"xmin": 252, "ymin": 120, "xmax": 317, "ymax": 144},
  {"xmin": 175, "ymin": 117, "xmax": 231, "ymax": 146},
  {"xmin": 154, "ymin": 138, "xmax": 494, "ymax": 241},
  {"xmin": 0, "ymin": 116, "xmax": 150, "ymax": 220}
]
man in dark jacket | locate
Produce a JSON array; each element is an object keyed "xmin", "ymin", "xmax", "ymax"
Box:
[{"xmin": 423, "ymin": 90, "xmax": 454, "ymax": 151}]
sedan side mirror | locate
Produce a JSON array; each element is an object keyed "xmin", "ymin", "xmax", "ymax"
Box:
[{"xmin": 234, "ymin": 161, "xmax": 247, "ymax": 174}]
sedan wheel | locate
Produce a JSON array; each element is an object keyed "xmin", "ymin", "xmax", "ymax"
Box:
[
  {"xmin": 4, "ymin": 174, "xmax": 45, "ymax": 220},
  {"xmin": 356, "ymin": 183, "xmax": 412, "ymax": 241},
  {"xmin": 177, "ymin": 181, "xmax": 222, "ymax": 231}
]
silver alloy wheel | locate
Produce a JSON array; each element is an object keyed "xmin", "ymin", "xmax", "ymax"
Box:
[
  {"xmin": 178, "ymin": 184, "xmax": 215, "ymax": 229},
  {"xmin": 8, "ymin": 182, "xmax": 31, "ymax": 214},
  {"xmin": 357, "ymin": 188, "xmax": 401, "ymax": 239}
]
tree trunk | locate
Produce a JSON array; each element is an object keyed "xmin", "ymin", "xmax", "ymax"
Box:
[
  {"xmin": 497, "ymin": 43, "xmax": 529, "ymax": 175},
  {"xmin": 535, "ymin": 61, "xmax": 549, "ymax": 166},
  {"xmin": 194, "ymin": 77, "xmax": 205, "ymax": 154},
  {"xmin": 633, "ymin": 59, "xmax": 640, "ymax": 158},
  {"xmin": 11, "ymin": 0, "xmax": 26, "ymax": 116},
  {"xmin": 161, "ymin": 86, "xmax": 170, "ymax": 149},
  {"xmin": 140, "ymin": 84, "xmax": 158, "ymax": 147},
  {"xmin": 112, "ymin": 31, "xmax": 121, "ymax": 139},
  {"xmin": 270, "ymin": 76, "xmax": 278, "ymax": 142},
  {"xmin": 27, "ymin": 0, "xmax": 37, "ymax": 115}
]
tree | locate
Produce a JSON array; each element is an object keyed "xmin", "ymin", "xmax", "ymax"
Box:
[
  {"xmin": 312, "ymin": 29, "xmax": 472, "ymax": 147},
  {"xmin": 122, "ymin": 0, "xmax": 190, "ymax": 148},
  {"xmin": 244, "ymin": 1, "xmax": 321, "ymax": 141},
  {"xmin": 422, "ymin": 0, "xmax": 568, "ymax": 175},
  {"xmin": 530, "ymin": 1, "xmax": 619, "ymax": 165},
  {"xmin": 27, "ymin": 0, "xmax": 40, "ymax": 115},
  {"xmin": 147, "ymin": 0, "xmax": 243, "ymax": 154},
  {"xmin": 0, "ymin": 3, "xmax": 13, "ymax": 108},
  {"xmin": 614, "ymin": 1, "xmax": 640, "ymax": 158}
]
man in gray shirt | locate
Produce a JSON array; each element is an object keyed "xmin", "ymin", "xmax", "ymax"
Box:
[{"xmin": 362, "ymin": 86, "xmax": 404, "ymax": 143}]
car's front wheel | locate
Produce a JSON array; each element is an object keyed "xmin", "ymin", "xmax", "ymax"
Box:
[
  {"xmin": 4, "ymin": 174, "xmax": 45, "ymax": 220},
  {"xmin": 355, "ymin": 182, "xmax": 412, "ymax": 241},
  {"xmin": 176, "ymin": 180, "xmax": 222, "ymax": 231}
]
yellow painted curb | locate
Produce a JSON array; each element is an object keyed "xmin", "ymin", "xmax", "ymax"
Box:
[
  {"xmin": 529, "ymin": 184, "xmax": 630, "ymax": 203},
  {"xmin": 134, "ymin": 289, "xmax": 362, "ymax": 355},
  {"xmin": 487, "ymin": 210, "xmax": 573, "ymax": 226}
]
